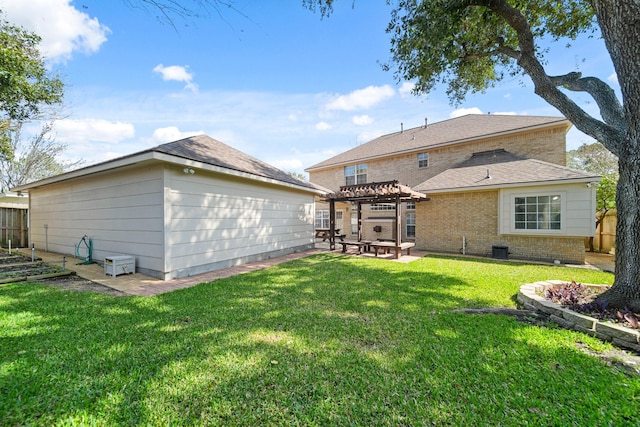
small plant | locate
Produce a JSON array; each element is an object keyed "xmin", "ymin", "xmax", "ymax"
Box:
[
  {"xmin": 578, "ymin": 300, "xmax": 610, "ymax": 318},
  {"xmin": 544, "ymin": 280, "xmax": 587, "ymax": 306}
]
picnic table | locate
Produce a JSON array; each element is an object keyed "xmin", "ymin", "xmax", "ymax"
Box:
[{"xmin": 315, "ymin": 228, "xmax": 346, "ymax": 242}]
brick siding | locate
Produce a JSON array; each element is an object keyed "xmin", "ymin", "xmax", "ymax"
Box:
[{"xmin": 416, "ymin": 191, "xmax": 585, "ymax": 263}]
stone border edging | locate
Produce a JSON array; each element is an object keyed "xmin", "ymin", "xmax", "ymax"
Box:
[{"xmin": 518, "ymin": 280, "xmax": 640, "ymax": 353}]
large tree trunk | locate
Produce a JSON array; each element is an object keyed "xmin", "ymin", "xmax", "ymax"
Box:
[
  {"xmin": 597, "ymin": 150, "xmax": 640, "ymax": 311},
  {"xmin": 591, "ymin": 1, "xmax": 640, "ymax": 311}
]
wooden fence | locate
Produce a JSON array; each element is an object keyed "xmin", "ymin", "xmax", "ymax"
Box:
[
  {"xmin": 590, "ymin": 209, "xmax": 616, "ymax": 253},
  {"xmin": 0, "ymin": 207, "xmax": 28, "ymax": 248}
]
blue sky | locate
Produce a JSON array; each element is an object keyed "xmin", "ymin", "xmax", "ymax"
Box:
[{"xmin": 1, "ymin": 0, "xmax": 618, "ymax": 176}]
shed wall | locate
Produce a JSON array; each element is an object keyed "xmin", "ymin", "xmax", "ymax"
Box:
[
  {"xmin": 166, "ymin": 168, "xmax": 315, "ymax": 279},
  {"xmin": 28, "ymin": 165, "xmax": 165, "ymax": 274}
]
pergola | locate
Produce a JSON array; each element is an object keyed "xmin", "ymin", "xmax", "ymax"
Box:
[{"xmin": 322, "ymin": 180, "xmax": 430, "ymax": 251}]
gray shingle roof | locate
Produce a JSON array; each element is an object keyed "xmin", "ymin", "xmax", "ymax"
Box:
[
  {"xmin": 414, "ymin": 149, "xmax": 600, "ymax": 193},
  {"xmin": 152, "ymin": 134, "xmax": 316, "ymax": 189},
  {"xmin": 306, "ymin": 114, "xmax": 571, "ymax": 171}
]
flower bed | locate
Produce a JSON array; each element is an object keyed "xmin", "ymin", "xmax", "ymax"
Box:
[{"xmin": 518, "ymin": 280, "xmax": 640, "ymax": 353}]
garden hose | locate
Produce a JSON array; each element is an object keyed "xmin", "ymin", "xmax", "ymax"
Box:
[{"xmin": 75, "ymin": 235, "xmax": 96, "ymax": 265}]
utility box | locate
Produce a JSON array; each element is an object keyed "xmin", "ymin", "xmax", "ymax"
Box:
[
  {"xmin": 104, "ymin": 255, "xmax": 135, "ymax": 277},
  {"xmin": 492, "ymin": 245, "xmax": 509, "ymax": 260}
]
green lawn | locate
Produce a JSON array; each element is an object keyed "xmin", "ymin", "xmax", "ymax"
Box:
[{"xmin": 1, "ymin": 253, "xmax": 637, "ymax": 426}]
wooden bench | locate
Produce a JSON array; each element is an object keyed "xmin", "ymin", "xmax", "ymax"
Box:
[
  {"xmin": 369, "ymin": 241, "xmax": 415, "ymax": 259},
  {"xmin": 339, "ymin": 240, "xmax": 372, "ymax": 254}
]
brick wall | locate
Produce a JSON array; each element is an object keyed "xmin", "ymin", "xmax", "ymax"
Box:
[
  {"xmin": 309, "ymin": 126, "xmax": 567, "ymax": 191},
  {"xmin": 416, "ymin": 191, "xmax": 585, "ymax": 263}
]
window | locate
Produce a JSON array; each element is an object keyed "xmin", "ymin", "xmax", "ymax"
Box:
[
  {"xmin": 315, "ymin": 210, "xmax": 329, "ymax": 229},
  {"xmin": 406, "ymin": 201, "xmax": 416, "ymax": 210},
  {"xmin": 350, "ymin": 213, "xmax": 358, "ymax": 234},
  {"xmin": 418, "ymin": 153, "xmax": 429, "ymax": 168},
  {"xmin": 345, "ymin": 163, "xmax": 367, "ymax": 185},
  {"xmin": 336, "ymin": 211, "xmax": 343, "ymax": 231},
  {"xmin": 406, "ymin": 212, "xmax": 416, "ymax": 238},
  {"xmin": 370, "ymin": 203, "xmax": 396, "ymax": 211},
  {"xmin": 514, "ymin": 195, "xmax": 561, "ymax": 230}
]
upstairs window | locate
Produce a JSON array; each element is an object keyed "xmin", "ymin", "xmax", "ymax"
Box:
[
  {"xmin": 345, "ymin": 163, "xmax": 368, "ymax": 185},
  {"xmin": 418, "ymin": 153, "xmax": 429, "ymax": 168}
]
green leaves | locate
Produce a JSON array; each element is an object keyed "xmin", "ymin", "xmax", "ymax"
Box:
[
  {"xmin": 0, "ymin": 15, "xmax": 64, "ymax": 140},
  {"xmin": 386, "ymin": 0, "xmax": 597, "ymax": 104}
]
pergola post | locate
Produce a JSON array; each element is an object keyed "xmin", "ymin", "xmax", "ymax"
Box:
[
  {"xmin": 395, "ymin": 194, "xmax": 401, "ymax": 259},
  {"xmin": 357, "ymin": 202, "xmax": 362, "ymax": 242},
  {"xmin": 329, "ymin": 199, "xmax": 336, "ymax": 250}
]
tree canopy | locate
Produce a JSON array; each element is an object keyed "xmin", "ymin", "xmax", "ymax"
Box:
[{"xmin": 0, "ymin": 14, "xmax": 64, "ymax": 157}]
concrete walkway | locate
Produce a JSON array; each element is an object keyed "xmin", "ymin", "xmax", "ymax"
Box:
[
  {"xmin": 17, "ymin": 248, "xmax": 325, "ymax": 297},
  {"xmin": 16, "ymin": 245, "xmax": 614, "ymax": 297}
]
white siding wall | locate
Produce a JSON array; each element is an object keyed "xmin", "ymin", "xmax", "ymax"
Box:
[
  {"xmin": 166, "ymin": 168, "xmax": 315, "ymax": 278},
  {"xmin": 499, "ymin": 183, "xmax": 596, "ymax": 237},
  {"xmin": 29, "ymin": 165, "xmax": 165, "ymax": 275}
]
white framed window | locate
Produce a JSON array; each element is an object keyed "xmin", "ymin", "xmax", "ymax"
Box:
[
  {"xmin": 514, "ymin": 195, "xmax": 562, "ymax": 231},
  {"xmin": 370, "ymin": 203, "xmax": 396, "ymax": 211},
  {"xmin": 345, "ymin": 163, "xmax": 368, "ymax": 185},
  {"xmin": 315, "ymin": 210, "xmax": 329, "ymax": 229},
  {"xmin": 336, "ymin": 211, "xmax": 343, "ymax": 230},
  {"xmin": 418, "ymin": 153, "xmax": 429, "ymax": 168},
  {"xmin": 406, "ymin": 201, "xmax": 416, "ymax": 210},
  {"xmin": 350, "ymin": 213, "xmax": 358, "ymax": 234},
  {"xmin": 406, "ymin": 212, "xmax": 416, "ymax": 238}
]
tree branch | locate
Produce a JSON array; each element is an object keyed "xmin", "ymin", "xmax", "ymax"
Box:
[
  {"xmin": 549, "ymin": 72, "xmax": 625, "ymax": 132},
  {"xmin": 457, "ymin": 0, "xmax": 626, "ymax": 156}
]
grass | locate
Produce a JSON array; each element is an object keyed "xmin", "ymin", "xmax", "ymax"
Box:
[{"xmin": 1, "ymin": 253, "xmax": 638, "ymax": 426}]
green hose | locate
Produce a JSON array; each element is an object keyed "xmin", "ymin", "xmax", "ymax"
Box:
[{"xmin": 75, "ymin": 235, "xmax": 96, "ymax": 265}]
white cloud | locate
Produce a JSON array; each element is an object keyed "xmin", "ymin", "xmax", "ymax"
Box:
[
  {"xmin": 450, "ymin": 107, "xmax": 483, "ymax": 118},
  {"xmin": 316, "ymin": 121, "xmax": 332, "ymax": 131},
  {"xmin": 492, "ymin": 111, "xmax": 517, "ymax": 115},
  {"xmin": 0, "ymin": 0, "xmax": 110, "ymax": 61},
  {"xmin": 398, "ymin": 82, "xmax": 415, "ymax": 96},
  {"xmin": 153, "ymin": 64, "xmax": 198, "ymax": 92},
  {"xmin": 54, "ymin": 119, "xmax": 134, "ymax": 143},
  {"xmin": 608, "ymin": 73, "xmax": 618, "ymax": 85},
  {"xmin": 326, "ymin": 85, "xmax": 395, "ymax": 111},
  {"xmin": 151, "ymin": 127, "xmax": 204, "ymax": 143},
  {"xmin": 352, "ymin": 115, "xmax": 373, "ymax": 126}
]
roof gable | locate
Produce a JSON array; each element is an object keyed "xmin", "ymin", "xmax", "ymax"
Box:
[
  {"xmin": 13, "ymin": 134, "xmax": 320, "ymax": 193},
  {"xmin": 306, "ymin": 114, "xmax": 571, "ymax": 171},
  {"xmin": 414, "ymin": 149, "xmax": 600, "ymax": 193},
  {"xmin": 153, "ymin": 135, "xmax": 314, "ymax": 189}
]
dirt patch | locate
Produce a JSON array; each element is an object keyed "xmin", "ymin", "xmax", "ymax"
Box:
[{"xmin": 33, "ymin": 273, "xmax": 128, "ymax": 297}]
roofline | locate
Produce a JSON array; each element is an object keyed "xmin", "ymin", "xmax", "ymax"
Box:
[
  {"xmin": 305, "ymin": 118, "xmax": 572, "ymax": 172},
  {"xmin": 416, "ymin": 176, "xmax": 601, "ymax": 194},
  {"xmin": 13, "ymin": 151, "xmax": 322, "ymax": 195}
]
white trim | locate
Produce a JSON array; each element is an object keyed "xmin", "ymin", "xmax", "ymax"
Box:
[
  {"xmin": 419, "ymin": 177, "xmax": 599, "ymax": 194},
  {"xmin": 13, "ymin": 151, "xmax": 321, "ymax": 195}
]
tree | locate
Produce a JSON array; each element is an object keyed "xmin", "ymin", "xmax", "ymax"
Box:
[
  {"xmin": 567, "ymin": 142, "xmax": 618, "ymax": 252},
  {"xmin": 0, "ymin": 14, "xmax": 64, "ymax": 158},
  {"xmin": 1, "ymin": 120, "xmax": 83, "ymax": 191}
]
